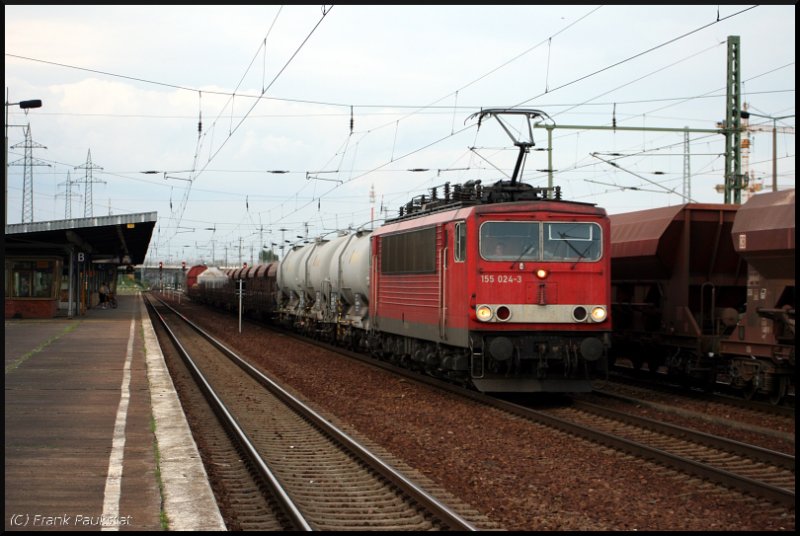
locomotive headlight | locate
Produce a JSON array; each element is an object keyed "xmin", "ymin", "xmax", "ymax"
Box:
[
  {"xmin": 476, "ymin": 305, "xmax": 493, "ymax": 322},
  {"xmin": 495, "ymin": 305, "xmax": 511, "ymax": 321},
  {"xmin": 535, "ymin": 268, "xmax": 549, "ymax": 279},
  {"xmin": 590, "ymin": 306, "xmax": 607, "ymax": 322}
]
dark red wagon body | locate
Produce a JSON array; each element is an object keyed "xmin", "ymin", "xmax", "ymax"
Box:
[
  {"xmin": 609, "ymin": 190, "xmax": 795, "ymax": 403},
  {"xmin": 720, "ymin": 190, "xmax": 795, "ymax": 400}
]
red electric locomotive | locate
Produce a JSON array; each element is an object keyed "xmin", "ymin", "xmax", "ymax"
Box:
[
  {"xmin": 368, "ymin": 178, "xmax": 611, "ymax": 392},
  {"xmin": 366, "ymin": 109, "xmax": 611, "ymax": 393},
  {"xmin": 191, "ymin": 109, "xmax": 612, "ymax": 394}
]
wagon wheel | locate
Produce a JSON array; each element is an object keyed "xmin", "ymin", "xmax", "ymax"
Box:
[
  {"xmin": 701, "ymin": 369, "xmax": 717, "ymax": 394},
  {"xmin": 742, "ymin": 380, "xmax": 757, "ymax": 401},
  {"xmin": 769, "ymin": 376, "xmax": 788, "ymax": 406},
  {"xmin": 628, "ymin": 355, "xmax": 649, "ymax": 375}
]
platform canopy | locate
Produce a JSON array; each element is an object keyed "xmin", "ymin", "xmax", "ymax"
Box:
[{"xmin": 5, "ymin": 212, "xmax": 157, "ymax": 265}]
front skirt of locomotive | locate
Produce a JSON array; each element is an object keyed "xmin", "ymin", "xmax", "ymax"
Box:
[{"xmin": 467, "ymin": 331, "xmax": 609, "ymax": 393}]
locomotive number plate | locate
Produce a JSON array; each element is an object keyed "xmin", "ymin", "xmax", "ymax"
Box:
[{"xmin": 480, "ymin": 274, "xmax": 523, "ymax": 284}]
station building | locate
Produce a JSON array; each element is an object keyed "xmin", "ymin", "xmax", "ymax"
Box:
[{"xmin": 4, "ymin": 212, "xmax": 156, "ymax": 319}]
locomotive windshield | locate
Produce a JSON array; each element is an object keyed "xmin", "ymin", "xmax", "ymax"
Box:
[
  {"xmin": 480, "ymin": 222, "xmax": 539, "ymax": 260},
  {"xmin": 544, "ymin": 222, "xmax": 601, "ymax": 261},
  {"xmin": 480, "ymin": 221, "xmax": 601, "ymax": 262}
]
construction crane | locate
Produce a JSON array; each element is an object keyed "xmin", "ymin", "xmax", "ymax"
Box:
[{"xmin": 740, "ymin": 103, "xmax": 795, "ymax": 197}]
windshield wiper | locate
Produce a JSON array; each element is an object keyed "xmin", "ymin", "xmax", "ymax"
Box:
[
  {"xmin": 558, "ymin": 232, "xmax": 594, "ymax": 269},
  {"xmin": 509, "ymin": 242, "xmax": 537, "ymax": 268}
]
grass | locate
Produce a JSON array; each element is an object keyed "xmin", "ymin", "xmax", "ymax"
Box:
[
  {"xmin": 4, "ymin": 321, "xmax": 81, "ymax": 374},
  {"xmin": 150, "ymin": 414, "xmax": 170, "ymax": 530}
]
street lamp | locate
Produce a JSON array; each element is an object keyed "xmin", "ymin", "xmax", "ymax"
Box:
[
  {"xmin": 740, "ymin": 109, "xmax": 795, "ymax": 193},
  {"xmin": 5, "ymin": 90, "xmax": 42, "ymax": 228}
]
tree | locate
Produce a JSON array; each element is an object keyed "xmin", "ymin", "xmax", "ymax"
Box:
[{"xmin": 259, "ymin": 248, "xmax": 278, "ymax": 263}]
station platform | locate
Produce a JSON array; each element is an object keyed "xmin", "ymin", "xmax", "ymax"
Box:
[{"xmin": 4, "ymin": 293, "xmax": 225, "ymax": 531}]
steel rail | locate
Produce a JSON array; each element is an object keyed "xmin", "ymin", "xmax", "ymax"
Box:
[
  {"xmin": 145, "ymin": 296, "xmax": 313, "ymax": 531},
  {"xmin": 152, "ymin": 294, "xmax": 477, "ymax": 532},
  {"xmin": 269, "ymin": 325, "xmax": 795, "ymax": 508}
]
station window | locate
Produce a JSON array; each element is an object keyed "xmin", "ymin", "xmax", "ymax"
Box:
[{"xmin": 6, "ymin": 259, "xmax": 58, "ymax": 298}]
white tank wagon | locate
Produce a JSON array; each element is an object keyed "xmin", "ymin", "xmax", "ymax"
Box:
[
  {"xmin": 275, "ymin": 247, "xmax": 295, "ymax": 300},
  {"xmin": 274, "ymin": 230, "xmax": 372, "ymax": 342},
  {"xmin": 307, "ymin": 233, "xmax": 350, "ymax": 321},
  {"xmin": 276, "ymin": 243, "xmax": 315, "ymax": 314},
  {"xmin": 328, "ymin": 230, "xmax": 371, "ymax": 330}
]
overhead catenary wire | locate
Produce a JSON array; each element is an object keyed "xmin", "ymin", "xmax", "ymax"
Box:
[
  {"xmin": 162, "ymin": 5, "xmax": 334, "ymax": 249},
  {"xmin": 6, "ymin": 6, "xmax": 791, "ymax": 261},
  {"xmin": 262, "ymin": 3, "xmax": 764, "ymax": 232}
]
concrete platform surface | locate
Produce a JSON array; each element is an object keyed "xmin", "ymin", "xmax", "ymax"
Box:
[{"xmin": 4, "ymin": 293, "xmax": 225, "ymax": 531}]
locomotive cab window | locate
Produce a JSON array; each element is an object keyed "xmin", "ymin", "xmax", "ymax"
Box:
[
  {"xmin": 480, "ymin": 221, "xmax": 540, "ymax": 261},
  {"xmin": 543, "ymin": 222, "xmax": 601, "ymax": 262},
  {"xmin": 479, "ymin": 221, "xmax": 601, "ymax": 262},
  {"xmin": 454, "ymin": 221, "xmax": 466, "ymax": 262}
]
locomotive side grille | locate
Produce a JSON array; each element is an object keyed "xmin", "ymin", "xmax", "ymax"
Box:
[
  {"xmin": 379, "ymin": 275, "xmax": 439, "ymax": 308},
  {"xmin": 380, "ymin": 227, "xmax": 436, "ymax": 274}
]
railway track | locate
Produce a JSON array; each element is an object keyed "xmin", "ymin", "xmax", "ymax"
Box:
[
  {"xmin": 155, "ymin": 296, "xmax": 794, "ymax": 530},
  {"xmin": 589, "ymin": 377, "xmax": 795, "ymax": 448},
  {"xmin": 606, "ymin": 365, "xmax": 795, "ymax": 418},
  {"xmin": 440, "ymin": 386, "xmax": 796, "ymax": 510},
  {"xmin": 145, "ymin": 294, "xmax": 479, "ymax": 531},
  {"xmin": 147, "ymin": 298, "xmax": 290, "ymax": 530},
  {"xmin": 228, "ymin": 309, "xmax": 795, "ymax": 510},
  {"xmin": 539, "ymin": 399, "xmax": 795, "ymax": 508}
]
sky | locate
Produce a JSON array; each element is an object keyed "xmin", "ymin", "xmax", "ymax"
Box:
[{"xmin": 5, "ymin": 4, "xmax": 796, "ymax": 267}]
